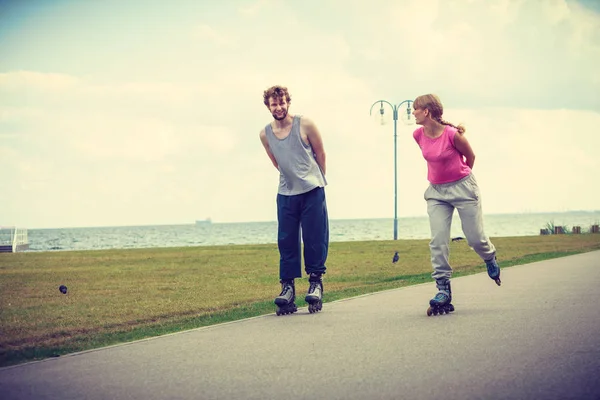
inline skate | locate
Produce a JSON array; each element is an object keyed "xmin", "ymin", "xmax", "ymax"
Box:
[
  {"xmin": 274, "ymin": 279, "xmax": 297, "ymax": 316},
  {"xmin": 427, "ymin": 279, "xmax": 454, "ymax": 316},
  {"xmin": 305, "ymin": 273, "xmax": 323, "ymax": 314},
  {"xmin": 486, "ymin": 256, "xmax": 501, "ymax": 286}
]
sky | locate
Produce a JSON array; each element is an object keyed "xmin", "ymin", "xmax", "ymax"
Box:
[{"xmin": 0, "ymin": 0, "xmax": 599, "ymax": 229}]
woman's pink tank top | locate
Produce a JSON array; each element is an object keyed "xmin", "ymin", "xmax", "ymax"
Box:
[{"xmin": 413, "ymin": 125, "xmax": 471, "ymax": 184}]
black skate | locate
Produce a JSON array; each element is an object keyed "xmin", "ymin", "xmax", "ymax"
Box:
[
  {"xmin": 427, "ymin": 279, "xmax": 454, "ymax": 316},
  {"xmin": 274, "ymin": 280, "xmax": 297, "ymax": 316},
  {"xmin": 305, "ymin": 273, "xmax": 323, "ymax": 314},
  {"xmin": 485, "ymin": 257, "xmax": 501, "ymax": 286}
]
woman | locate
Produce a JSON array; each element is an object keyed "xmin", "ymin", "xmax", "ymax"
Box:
[{"xmin": 412, "ymin": 94, "xmax": 501, "ymax": 316}]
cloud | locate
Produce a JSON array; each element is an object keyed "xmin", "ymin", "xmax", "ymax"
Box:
[
  {"xmin": 237, "ymin": 0, "xmax": 273, "ymax": 16},
  {"xmin": 0, "ymin": 0, "xmax": 599, "ymax": 228},
  {"xmin": 0, "ymin": 70, "xmax": 80, "ymax": 90},
  {"xmin": 334, "ymin": 0, "xmax": 600, "ymax": 109},
  {"xmin": 191, "ymin": 24, "xmax": 236, "ymax": 47}
]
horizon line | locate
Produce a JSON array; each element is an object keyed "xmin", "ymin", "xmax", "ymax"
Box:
[{"xmin": 11, "ymin": 209, "xmax": 600, "ymax": 230}]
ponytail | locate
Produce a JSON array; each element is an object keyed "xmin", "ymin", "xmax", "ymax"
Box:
[{"xmin": 436, "ymin": 117, "xmax": 465, "ymax": 134}]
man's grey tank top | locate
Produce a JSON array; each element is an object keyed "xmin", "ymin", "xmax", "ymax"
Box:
[{"xmin": 265, "ymin": 115, "xmax": 327, "ymax": 196}]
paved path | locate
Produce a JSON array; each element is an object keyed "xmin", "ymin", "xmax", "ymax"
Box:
[{"xmin": 2, "ymin": 251, "xmax": 600, "ymax": 400}]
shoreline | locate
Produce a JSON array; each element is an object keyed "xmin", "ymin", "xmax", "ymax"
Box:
[
  {"xmin": 17, "ymin": 230, "xmax": 600, "ymax": 254},
  {"xmin": 17, "ymin": 210, "xmax": 600, "ymax": 231}
]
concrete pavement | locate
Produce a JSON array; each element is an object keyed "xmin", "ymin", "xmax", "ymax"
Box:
[{"xmin": 1, "ymin": 251, "xmax": 600, "ymax": 400}]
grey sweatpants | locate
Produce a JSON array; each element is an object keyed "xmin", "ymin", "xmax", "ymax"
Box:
[{"xmin": 425, "ymin": 174, "xmax": 496, "ymax": 281}]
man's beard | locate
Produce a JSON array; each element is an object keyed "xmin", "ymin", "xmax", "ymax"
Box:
[{"xmin": 272, "ymin": 109, "xmax": 288, "ymax": 121}]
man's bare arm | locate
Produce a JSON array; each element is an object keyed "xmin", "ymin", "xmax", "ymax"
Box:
[
  {"xmin": 301, "ymin": 117, "xmax": 327, "ymax": 175},
  {"xmin": 259, "ymin": 129, "xmax": 279, "ymax": 170}
]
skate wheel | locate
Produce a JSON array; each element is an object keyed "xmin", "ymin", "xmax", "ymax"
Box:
[
  {"xmin": 495, "ymin": 278, "xmax": 502, "ymax": 286},
  {"xmin": 426, "ymin": 307, "xmax": 433, "ymax": 316},
  {"xmin": 308, "ymin": 302, "xmax": 322, "ymax": 314},
  {"xmin": 276, "ymin": 304, "xmax": 297, "ymax": 316},
  {"xmin": 449, "ymin": 304, "xmax": 455, "ymax": 312}
]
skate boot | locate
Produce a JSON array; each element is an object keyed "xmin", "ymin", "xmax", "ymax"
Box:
[
  {"xmin": 426, "ymin": 279, "xmax": 454, "ymax": 316},
  {"xmin": 485, "ymin": 256, "xmax": 501, "ymax": 286},
  {"xmin": 274, "ymin": 279, "xmax": 297, "ymax": 316},
  {"xmin": 305, "ymin": 273, "xmax": 323, "ymax": 314}
]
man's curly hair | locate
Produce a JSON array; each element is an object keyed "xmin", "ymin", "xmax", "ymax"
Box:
[{"xmin": 263, "ymin": 85, "xmax": 291, "ymax": 106}]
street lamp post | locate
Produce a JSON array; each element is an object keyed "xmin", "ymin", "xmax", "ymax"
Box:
[{"xmin": 369, "ymin": 99, "xmax": 414, "ymax": 240}]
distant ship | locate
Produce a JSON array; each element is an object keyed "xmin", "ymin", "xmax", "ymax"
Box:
[{"xmin": 195, "ymin": 218, "xmax": 212, "ymax": 226}]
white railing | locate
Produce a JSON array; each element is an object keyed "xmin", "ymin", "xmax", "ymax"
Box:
[
  {"xmin": 0, "ymin": 226, "xmax": 29, "ymax": 252},
  {"xmin": 13, "ymin": 228, "xmax": 28, "ymax": 252}
]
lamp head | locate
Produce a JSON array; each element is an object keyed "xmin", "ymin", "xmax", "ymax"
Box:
[
  {"xmin": 377, "ymin": 102, "xmax": 391, "ymax": 125},
  {"xmin": 401, "ymin": 102, "xmax": 415, "ymax": 125}
]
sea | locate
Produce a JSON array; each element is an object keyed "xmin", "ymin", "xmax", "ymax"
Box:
[{"xmin": 22, "ymin": 211, "xmax": 600, "ymax": 252}]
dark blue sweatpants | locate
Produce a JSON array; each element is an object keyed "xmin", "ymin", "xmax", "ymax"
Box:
[{"xmin": 276, "ymin": 186, "xmax": 329, "ymax": 280}]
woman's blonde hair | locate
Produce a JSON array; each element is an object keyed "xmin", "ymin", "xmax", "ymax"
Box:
[{"xmin": 413, "ymin": 94, "xmax": 465, "ymax": 134}]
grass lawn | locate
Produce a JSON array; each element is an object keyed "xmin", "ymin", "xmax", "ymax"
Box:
[{"xmin": 1, "ymin": 234, "xmax": 599, "ymax": 367}]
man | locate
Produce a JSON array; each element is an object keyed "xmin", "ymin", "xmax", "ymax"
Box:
[{"xmin": 259, "ymin": 85, "xmax": 329, "ymax": 315}]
